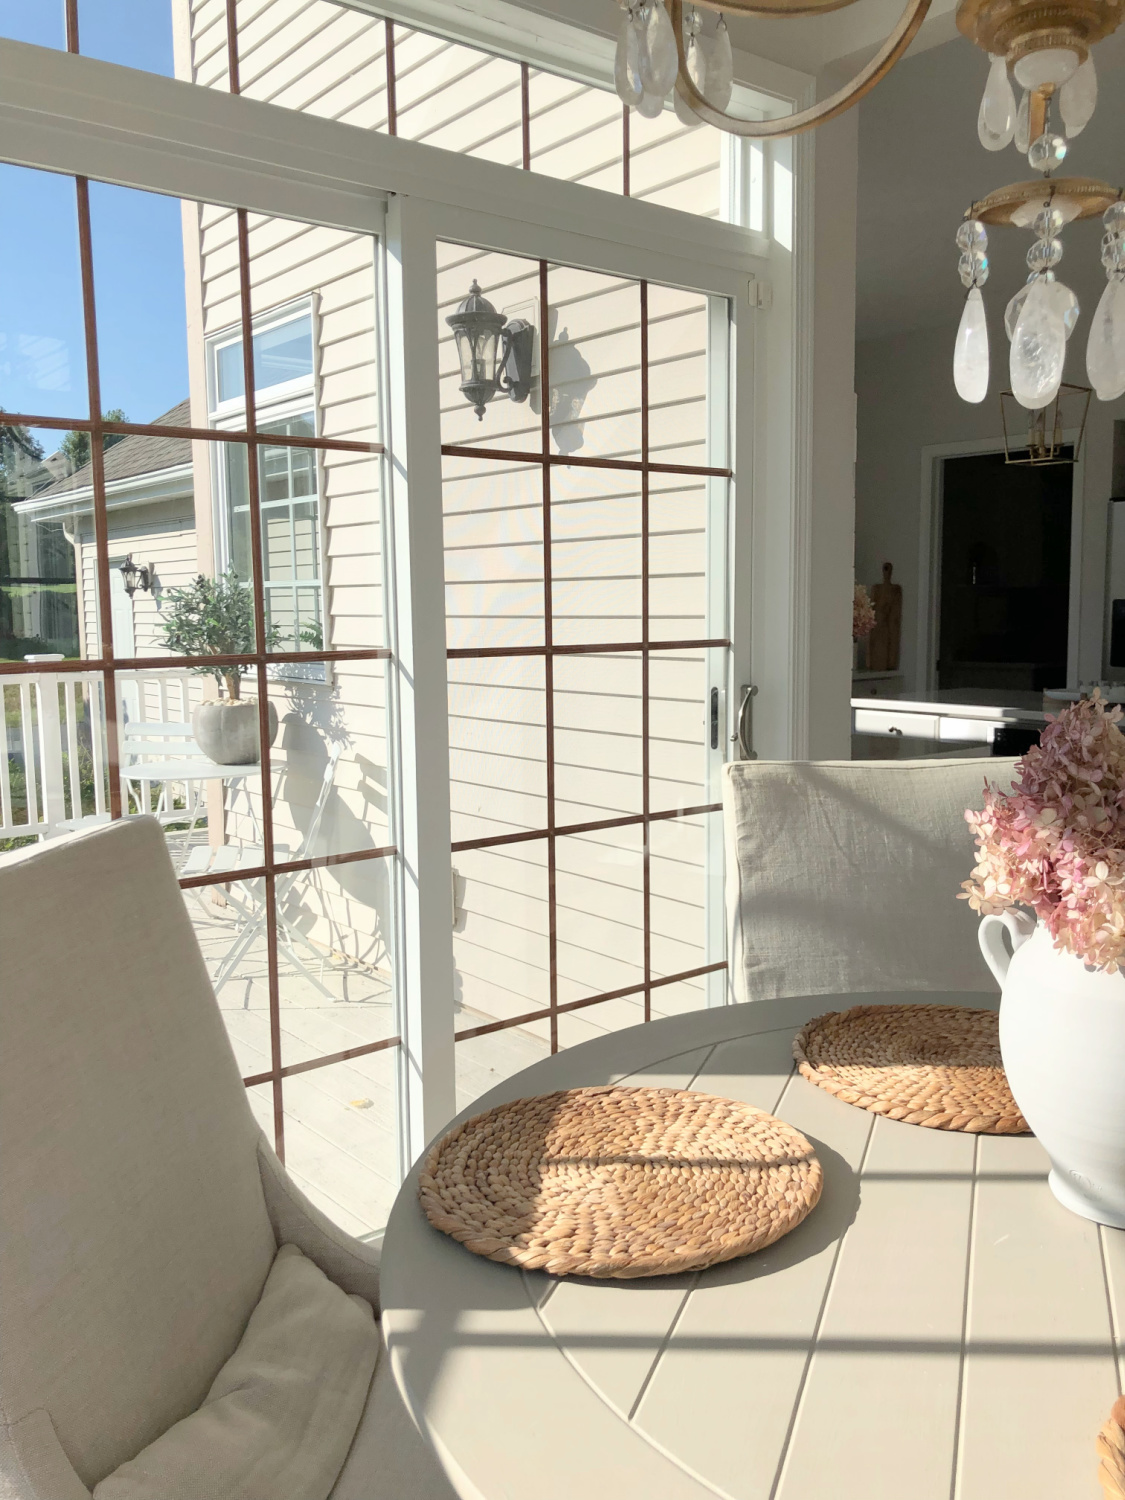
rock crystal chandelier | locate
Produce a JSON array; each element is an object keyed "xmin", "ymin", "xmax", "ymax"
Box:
[{"xmin": 612, "ymin": 0, "xmax": 1125, "ymax": 411}]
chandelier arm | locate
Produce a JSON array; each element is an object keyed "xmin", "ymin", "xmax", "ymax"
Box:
[{"xmin": 669, "ymin": 0, "xmax": 932, "ymax": 138}]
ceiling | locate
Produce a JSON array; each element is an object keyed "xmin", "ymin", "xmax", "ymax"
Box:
[{"xmin": 856, "ymin": 26, "xmax": 1125, "ymax": 343}]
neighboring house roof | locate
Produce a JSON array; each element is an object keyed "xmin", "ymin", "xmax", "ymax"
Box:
[{"xmin": 14, "ymin": 400, "xmax": 194, "ymax": 519}]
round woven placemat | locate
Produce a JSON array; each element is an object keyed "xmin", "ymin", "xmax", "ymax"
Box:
[
  {"xmin": 418, "ymin": 1084, "xmax": 823, "ymax": 1279},
  {"xmin": 793, "ymin": 1004, "xmax": 1029, "ymax": 1134}
]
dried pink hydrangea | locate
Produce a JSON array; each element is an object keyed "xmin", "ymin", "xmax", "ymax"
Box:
[
  {"xmin": 853, "ymin": 584, "xmax": 876, "ymax": 643},
  {"xmin": 961, "ymin": 692, "xmax": 1125, "ymax": 971}
]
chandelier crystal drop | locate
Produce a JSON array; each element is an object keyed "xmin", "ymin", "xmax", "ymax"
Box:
[
  {"xmin": 639, "ymin": 0, "xmax": 679, "ymax": 96},
  {"xmin": 614, "ymin": 9, "xmax": 645, "ymax": 107},
  {"xmin": 1010, "ymin": 278, "xmax": 1067, "ymax": 409},
  {"xmin": 978, "ymin": 56, "xmax": 1016, "ymax": 150},
  {"xmin": 697, "ymin": 16, "xmax": 733, "ymax": 111},
  {"xmin": 1059, "ymin": 54, "xmax": 1097, "ymax": 135},
  {"xmin": 672, "ymin": 7, "xmax": 705, "ymax": 126},
  {"xmin": 955, "ymin": 288, "xmax": 990, "ymax": 402}
]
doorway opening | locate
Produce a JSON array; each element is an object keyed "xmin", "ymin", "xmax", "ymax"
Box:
[{"xmin": 936, "ymin": 448, "xmax": 1073, "ymax": 695}]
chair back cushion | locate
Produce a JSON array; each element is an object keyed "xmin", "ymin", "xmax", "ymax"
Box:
[
  {"xmin": 723, "ymin": 757, "xmax": 1018, "ymax": 1002},
  {"xmin": 0, "ymin": 818, "xmax": 277, "ymax": 1488}
]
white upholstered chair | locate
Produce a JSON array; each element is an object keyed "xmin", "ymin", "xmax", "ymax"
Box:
[
  {"xmin": 722, "ymin": 755, "xmax": 1019, "ymax": 1004},
  {"xmin": 0, "ymin": 816, "xmax": 456, "ymax": 1500}
]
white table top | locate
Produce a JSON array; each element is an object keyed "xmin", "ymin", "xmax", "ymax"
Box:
[
  {"xmin": 121, "ymin": 759, "xmax": 261, "ymax": 780},
  {"xmin": 380, "ymin": 993, "xmax": 1125, "ymax": 1500}
]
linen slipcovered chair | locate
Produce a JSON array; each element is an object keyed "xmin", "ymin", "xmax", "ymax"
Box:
[
  {"xmin": 722, "ymin": 756, "xmax": 1019, "ymax": 1004},
  {"xmin": 0, "ymin": 816, "xmax": 456, "ymax": 1500}
]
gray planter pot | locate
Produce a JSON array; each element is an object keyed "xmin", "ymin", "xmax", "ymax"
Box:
[{"xmin": 192, "ymin": 699, "xmax": 279, "ymax": 765}]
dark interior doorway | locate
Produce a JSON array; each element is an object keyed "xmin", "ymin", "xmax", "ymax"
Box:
[{"xmin": 937, "ymin": 448, "xmax": 1072, "ymax": 693}]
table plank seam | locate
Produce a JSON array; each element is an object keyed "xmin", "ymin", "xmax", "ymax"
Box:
[
  {"xmin": 626, "ymin": 1277, "xmax": 699, "ymax": 1422},
  {"xmin": 948, "ymin": 1132, "xmax": 981, "ymax": 1500},
  {"xmin": 1098, "ymin": 1224, "xmax": 1125, "ymax": 1400},
  {"xmin": 528, "ymin": 1288, "xmax": 738, "ymax": 1500},
  {"xmin": 766, "ymin": 1109, "xmax": 877, "ymax": 1500}
]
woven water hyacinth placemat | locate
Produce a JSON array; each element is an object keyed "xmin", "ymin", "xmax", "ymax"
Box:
[
  {"xmin": 793, "ymin": 1004, "xmax": 1029, "ymax": 1134},
  {"xmin": 418, "ymin": 1084, "xmax": 823, "ymax": 1279}
]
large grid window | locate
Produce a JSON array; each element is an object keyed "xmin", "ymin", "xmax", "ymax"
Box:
[
  {"xmin": 438, "ymin": 244, "xmax": 731, "ymax": 1107},
  {"xmin": 0, "ymin": 101, "xmax": 402, "ymax": 1233},
  {"xmin": 177, "ymin": 2, "xmax": 736, "ymax": 222}
]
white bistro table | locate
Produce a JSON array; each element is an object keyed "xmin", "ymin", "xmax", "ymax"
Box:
[{"xmin": 381, "ymin": 992, "xmax": 1125, "ymax": 1500}]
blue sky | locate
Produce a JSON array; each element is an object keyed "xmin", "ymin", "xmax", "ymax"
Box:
[{"xmin": 0, "ymin": 3, "xmax": 190, "ymax": 433}]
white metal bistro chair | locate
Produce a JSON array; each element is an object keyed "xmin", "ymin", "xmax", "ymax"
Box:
[{"xmin": 182, "ymin": 743, "xmax": 343, "ymax": 1000}]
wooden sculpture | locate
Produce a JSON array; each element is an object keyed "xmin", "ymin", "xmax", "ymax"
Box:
[{"xmin": 866, "ymin": 562, "xmax": 903, "ymax": 672}]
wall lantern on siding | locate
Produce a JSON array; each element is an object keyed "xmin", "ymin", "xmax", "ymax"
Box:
[
  {"xmin": 119, "ymin": 555, "xmax": 153, "ymax": 596},
  {"xmin": 446, "ymin": 281, "xmax": 537, "ymax": 421}
]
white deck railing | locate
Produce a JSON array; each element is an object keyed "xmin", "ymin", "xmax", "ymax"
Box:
[{"xmin": 0, "ymin": 668, "xmax": 202, "ymax": 842}]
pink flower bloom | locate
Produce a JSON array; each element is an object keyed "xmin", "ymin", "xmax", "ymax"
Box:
[
  {"xmin": 961, "ymin": 693, "xmax": 1125, "ymax": 971},
  {"xmin": 853, "ymin": 584, "xmax": 876, "ymax": 643}
]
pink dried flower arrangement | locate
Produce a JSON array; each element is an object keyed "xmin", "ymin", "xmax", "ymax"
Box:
[
  {"xmin": 853, "ymin": 584, "xmax": 876, "ymax": 643},
  {"xmin": 961, "ymin": 693, "xmax": 1125, "ymax": 971}
]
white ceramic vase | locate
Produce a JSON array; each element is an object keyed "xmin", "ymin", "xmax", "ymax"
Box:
[{"xmin": 979, "ymin": 911, "xmax": 1125, "ymax": 1228}]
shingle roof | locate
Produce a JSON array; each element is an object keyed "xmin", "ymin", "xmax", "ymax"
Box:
[{"xmin": 34, "ymin": 400, "xmax": 192, "ymax": 498}]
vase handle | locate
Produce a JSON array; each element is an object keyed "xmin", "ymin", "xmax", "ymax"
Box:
[{"xmin": 978, "ymin": 909, "xmax": 1036, "ymax": 987}]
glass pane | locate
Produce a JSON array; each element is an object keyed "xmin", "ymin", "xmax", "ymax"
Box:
[
  {"xmin": 628, "ymin": 105, "xmax": 723, "ymax": 218},
  {"xmin": 553, "ymin": 653, "xmax": 643, "ymax": 826},
  {"xmin": 555, "ymin": 824, "xmax": 645, "ymax": 1007},
  {"xmin": 0, "ymin": 2, "xmax": 64, "ymax": 46},
  {"xmin": 267, "ymin": 657, "xmax": 391, "ymax": 861},
  {"xmin": 189, "ymin": 875, "xmax": 270, "ymax": 1069},
  {"xmin": 448, "ymin": 655, "xmax": 547, "ymax": 844},
  {"xmin": 453, "ymin": 841, "xmax": 550, "ymax": 1033},
  {"xmin": 246, "ymin": 215, "xmax": 379, "ymax": 444},
  {"xmin": 322, "ymin": 449, "xmax": 384, "ymax": 651},
  {"xmin": 233, "ymin": 0, "xmax": 390, "ymax": 129},
  {"xmin": 0, "ymin": 672, "xmax": 107, "ymax": 847},
  {"xmin": 438, "ymin": 243, "xmax": 542, "ymax": 454},
  {"xmin": 275, "ymin": 865, "xmax": 396, "ymax": 1070},
  {"xmin": 649, "ymin": 812, "xmax": 709, "ymax": 980},
  {"xmin": 547, "ymin": 263, "xmax": 641, "ymax": 461},
  {"xmin": 119, "ymin": 663, "xmax": 262, "ymax": 875},
  {"xmin": 443, "ymin": 456, "xmax": 543, "ymax": 652},
  {"xmin": 649, "ymin": 649, "xmax": 710, "ymax": 811},
  {"xmin": 280, "ymin": 1049, "xmax": 399, "ymax": 1237},
  {"xmin": 1, "ymin": 422, "xmax": 88, "ymax": 661},
  {"xmin": 79, "ymin": 0, "xmax": 173, "ymax": 74},
  {"xmin": 646, "ymin": 283, "xmax": 709, "ymax": 466},
  {"xmin": 649, "ymin": 977, "xmax": 711, "ymax": 1020},
  {"xmin": 456, "ymin": 1023, "xmax": 551, "ymax": 1114},
  {"xmin": 394, "ymin": 28, "xmax": 523, "ymax": 165},
  {"xmin": 551, "ymin": 466, "xmax": 641, "ymax": 647},
  {"xmin": 528, "ymin": 70, "xmax": 624, "ymax": 195},
  {"xmin": 556, "ymin": 991, "xmax": 649, "ymax": 1051},
  {"xmin": 88, "ymin": 182, "xmax": 191, "ymax": 426},
  {"xmin": 0, "ymin": 166, "xmax": 87, "ymax": 420},
  {"xmin": 649, "ymin": 475, "xmax": 707, "ymax": 644},
  {"xmin": 178, "ymin": 0, "xmax": 232, "ymax": 91}
]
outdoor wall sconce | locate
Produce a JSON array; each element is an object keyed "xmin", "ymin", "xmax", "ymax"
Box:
[
  {"xmin": 119, "ymin": 555, "xmax": 153, "ymax": 596},
  {"xmin": 446, "ymin": 280, "xmax": 537, "ymax": 420}
]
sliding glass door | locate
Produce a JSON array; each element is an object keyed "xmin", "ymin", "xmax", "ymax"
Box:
[{"xmin": 436, "ymin": 244, "xmax": 732, "ymax": 1107}]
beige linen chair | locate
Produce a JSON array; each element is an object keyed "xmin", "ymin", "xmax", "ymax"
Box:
[
  {"xmin": 0, "ymin": 816, "xmax": 456, "ymax": 1500},
  {"xmin": 723, "ymin": 755, "xmax": 1019, "ymax": 1004}
]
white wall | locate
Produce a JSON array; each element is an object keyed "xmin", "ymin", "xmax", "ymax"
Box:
[{"xmin": 855, "ymin": 321, "xmax": 1123, "ymax": 695}]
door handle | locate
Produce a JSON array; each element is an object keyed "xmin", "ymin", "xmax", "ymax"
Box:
[{"xmin": 733, "ymin": 684, "xmax": 758, "ymax": 760}]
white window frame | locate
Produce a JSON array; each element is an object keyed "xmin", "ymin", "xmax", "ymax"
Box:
[
  {"xmin": 0, "ymin": 31, "xmax": 816, "ymax": 1170},
  {"xmin": 206, "ymin": 297, "xmax": 331, "ymax": 683}
]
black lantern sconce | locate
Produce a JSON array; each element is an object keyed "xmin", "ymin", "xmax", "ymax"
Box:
[
  {"xmin": 119, "ymin": 554, "xmax": 153, "ymax": 597},
  {"xmin": 446, "ymin": 280, "xmax": 537, "ymax": 421}
]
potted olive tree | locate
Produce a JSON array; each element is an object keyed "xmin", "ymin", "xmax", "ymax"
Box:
[{"xmin": 160, "ymin": 570, "xmax": 279, "ymax": 764}]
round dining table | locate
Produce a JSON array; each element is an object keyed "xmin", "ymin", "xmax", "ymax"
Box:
[{"xmin": 380, "ymin": 991, "xmax": 1125, "ymax": 1500}]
